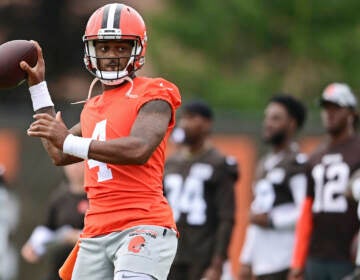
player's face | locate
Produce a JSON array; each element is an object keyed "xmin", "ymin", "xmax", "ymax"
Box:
[
  {"xmin": 95, "ymin": 40, "xmax": 133, "ymax": 71},
  {"xmin": 179, "ymin": 113, "xmax": 211, "ymax": 145},
  {"xmin": 321, "ymin": 102, "xmax": 353, "ymax": 135},
  {"xmin": 263, "ymin": 102, "xmax": 293, "ymax": 145}
]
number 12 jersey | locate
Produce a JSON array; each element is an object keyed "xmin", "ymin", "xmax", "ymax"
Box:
[{"xmin": 305, "ymin": 135, "xmax": 360, "ymax": 260}]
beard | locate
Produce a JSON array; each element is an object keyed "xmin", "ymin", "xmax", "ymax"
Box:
[
  {"xmin": 263, "ymin": 130, "xmax": 287, "ymax": 146},
  {"xmin": 325, "ymin": 119, "xmax": 348, "ymax": 136}
]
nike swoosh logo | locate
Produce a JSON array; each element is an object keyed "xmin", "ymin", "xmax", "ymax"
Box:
[
  {"xmin": 159, "ymin": 82, "xmax": 174, "ymax": 91},
  {"xmin": 121, "ymin": 275, "xmax": 138, "ymax": 279}
]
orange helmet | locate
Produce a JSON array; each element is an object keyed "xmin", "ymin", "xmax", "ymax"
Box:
[{"xmin": 83, "ymin": 3, "xmax": 147, "ymax": 85}]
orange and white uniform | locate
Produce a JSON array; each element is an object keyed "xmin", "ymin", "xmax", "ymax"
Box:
[
  {"xmin": 80, "ymin": 76, "xmax": 181, "ymax": 237},
  {"xmin": 59, "ymin": 77, "xmax": 181, "ymax": 280}
]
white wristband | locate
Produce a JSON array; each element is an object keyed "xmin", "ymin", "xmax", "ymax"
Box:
[
  {"xmin": 63, "ymin": 134, "xmax": 92, "ymax": 159},
  {"xmin": 29, "ymin": 81, "xmax": 54, "ymax": 111}
]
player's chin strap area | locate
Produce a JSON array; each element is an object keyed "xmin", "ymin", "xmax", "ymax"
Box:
[{"xmin": 71, "ymin": 76, "xmax": 135, "ymax": 105}]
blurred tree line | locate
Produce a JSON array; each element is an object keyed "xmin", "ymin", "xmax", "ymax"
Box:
[
  {"xmin": 0, "ymin": 0, "xmax": 360, "ymax": 113},
  {"xmin": 149, "ymin": 0, "xmax": 360, "ymax": 112},
  {"xmin": 0, "ymin": 0, "xmax": 360, "ymax": 279},
  {"xmin": 0, "ymin": 1, "xmax": 358, "ymax": 278}
]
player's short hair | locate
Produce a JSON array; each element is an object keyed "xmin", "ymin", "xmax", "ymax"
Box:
[
  {"xmin": 182, "ymin": 100, "xmax": 214, "ymax": 120},
  {"xmin": 269, "ymin": 94, "xmax": 307, "ymax": 130}
]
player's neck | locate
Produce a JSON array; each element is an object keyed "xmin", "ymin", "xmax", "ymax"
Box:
[
  {"xmin": 102, "ymin": 74, "xmax": 136, "ymax": 91},
  {"xmin": 185, "ymin": 139, "xmax": 211, "ymax": 157},
  {"xmin": 271, "ymin": 138, "xmax": 292, "ymax": 154},
  {"xmin": 329, "ymin": 126, "xmax": 355, "ymax": 146},
  {"xmin": 102, "ymin": 80, "xmax": 129, "ymax": 91}
]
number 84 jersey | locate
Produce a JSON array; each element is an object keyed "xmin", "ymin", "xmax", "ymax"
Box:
[{"xmin": 163, "ymin": 147, "xmax": 238, "ymax": 261}]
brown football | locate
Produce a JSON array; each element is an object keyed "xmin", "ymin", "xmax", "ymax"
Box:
[{"xmin": 0, "ymin": 40, "xmax": 37, "ymax": 89}]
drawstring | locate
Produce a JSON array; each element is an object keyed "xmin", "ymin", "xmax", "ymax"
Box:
[
  {"xmin": 71, "ymin": 77, "xmax": 99, "ymax": 105},
  {"xmin": 70, "ymin": 76, "xmax": 137, "ymax": 105},
  {"xmin": 123, "ymin": 76, "xmax": 137, "ymax": 98}
]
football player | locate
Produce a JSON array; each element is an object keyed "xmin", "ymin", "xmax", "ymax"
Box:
[
  {"xmin": 164, "ymin": 101, "xmax": 239, "ymax": 280},
  {"xmin": 239, "ymin": 95, "xmax": 307, "ymax": 280},
  {"xmin": 290, "ymin": 83, "xmax": 360, "ymax": 280},
  {"xmin": 21, "ymin": 162, "xmax": 87, "ymax": 280},
  {"xmin": 20, "ymin": 3, "xmax": 181, "ymax": 280}
]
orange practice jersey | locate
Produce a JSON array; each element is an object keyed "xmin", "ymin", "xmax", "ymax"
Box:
[{"xmin": 80, "ymin": 76, "xmax": 181, "ymax": 237}]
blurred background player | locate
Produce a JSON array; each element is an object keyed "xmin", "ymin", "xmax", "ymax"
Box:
[
  {"xmin": 21, "ymin": 2, "xmax": 181, "ymax": 280},
  {"xmin": 21, "ymin": 162, "xmax": 87, "ymax": 280},
  {"xmin": 238, "ymin": 95, "xmax": 307, "ymax": 280},
  {"xmin": 0, "ymin": 165, "xmax": 20, "ymax": 280},
  {"xmin": 290, "ymin": 83, "xmax": 360, "ymax": 280},
  {"xmin": 164, "ymin": 100, "xmax": 239, "ymax": 280},
  {"xmin": 343, "ymin": 168, "xmax": 360, "ymax": 280}
]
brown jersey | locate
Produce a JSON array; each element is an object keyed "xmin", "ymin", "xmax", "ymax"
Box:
[
  {"xmin": 164, "ymin": 147, "xmax": 238, "ymax": 264},
  {"xmin": 252, "ymin": 146, "xmax": 307, "ymax": 215},
  {"xmin": 306, "ymin": 135, "xmax": 360, "ymax": 260},
  {"xmin": 241, "ymin": 145, "xmax": 307, "ymax": 275},
  {"xmin": 44, "ymin": 184, "xmax": 88, "ymax": 280}
]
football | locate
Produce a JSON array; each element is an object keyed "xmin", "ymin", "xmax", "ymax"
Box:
[{"xmin": 0, "ymin": 40, "xmax": 37, "ymax": 89}]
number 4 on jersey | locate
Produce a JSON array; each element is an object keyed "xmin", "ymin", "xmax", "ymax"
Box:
[{"xmin": 87, "ymin": 120, "xmax": 113, "ymax": 182}]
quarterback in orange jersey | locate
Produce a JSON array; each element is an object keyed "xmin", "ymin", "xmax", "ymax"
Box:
[{"xmin": 20, "ymin": 3, "xmax": 181, "ymax": 280}]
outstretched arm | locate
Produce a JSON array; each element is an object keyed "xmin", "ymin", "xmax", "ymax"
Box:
[
  {"xmin": 88, "ymin": 99, "xmax": 171, "ymax": 164},
  {"xmin": 20, "ymin": 41, "xmax": 82, "ymax": 165}
]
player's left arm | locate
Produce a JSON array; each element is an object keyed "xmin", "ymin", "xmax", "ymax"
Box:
[
  {"xmin": 269, "ymin": 173, "xmax": 307, "ymax": 230},
  {"xmin": 88, "ymin": 99, "xmax": 171, "ymax": 164},
  {"xmin": 27, "ymin": 99, "xmax": 172, "ymax": 164}
]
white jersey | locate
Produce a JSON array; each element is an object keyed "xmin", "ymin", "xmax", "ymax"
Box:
[
  {"xmin": 240, "ymin": 147, "xmax": 307, "ymax": 275},
  {"xmin": 240, "ymin": 223, "xmax": 295, "ymax": 275}
]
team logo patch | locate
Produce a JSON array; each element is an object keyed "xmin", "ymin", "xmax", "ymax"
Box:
[{"xmin": 128, "ymin": 235, "xmax": 146, "ymax": 253}]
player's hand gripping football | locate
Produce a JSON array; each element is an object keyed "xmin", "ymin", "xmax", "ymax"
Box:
[
  {"xmin": 27, "ymin": 111, "xmax": 70, "ymax": 150},
  {"xmin": 19, "ymin": 40, "xmax": 45, "ymax": 87}
]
